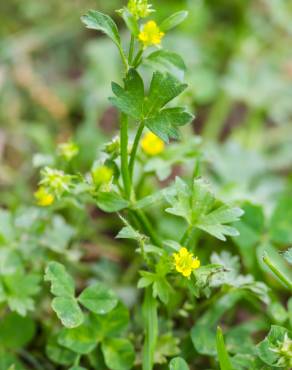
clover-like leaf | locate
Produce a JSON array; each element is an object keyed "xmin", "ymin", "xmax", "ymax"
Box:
[
  {"xmin": 169, "ymin": 357, "xmax": 189, "ymax": 370},
  {"xmin": 58, "ymin": 318, "xmax": 98, "ymax": 355},
  {"xmin": 102, "ymin": 338, "xmax": 135, "ymax": 370},
  {"xmin": 52, "ymin": 297, "xmax": 83, "ymax": 329},
  {"xmin": 78, "ymin": 282, "xmax": 118, "ymax": 315},
  {"xmin": 45, "ymin": 262, "xmax": 75, "ymax": 298},
  {"xmin": 45, "ymin": 262, "xmax": 84, "ymax": 328}
]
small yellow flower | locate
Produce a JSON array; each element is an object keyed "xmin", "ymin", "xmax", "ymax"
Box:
[
  {"xmin": 173, "ymin": 247, "xmax": 200, "ymax": 278},
  {"xmin": 128, "ymin": 0, "xmax": 154, "ymax": 19},
  {"xmin": 34, "ymin": 187, "xmax": 54, "ymax": 207},
  {"xmin": 138, "ymin": 21, "xmax": 164, "ymax": 47},
  {"xmin": 58, "ymin": 141, "xmax": 79, "ymax": 161},
  {"xmin": 141, "ymin": 132, "xmax": 165, "ymax": 156},
  {"xmin": 92, "ymin": 165, "xmax": 113, "ymax": 187}
]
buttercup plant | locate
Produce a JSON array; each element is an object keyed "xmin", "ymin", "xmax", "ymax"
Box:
[{"xmin": 29, "ymin": 1, "xmax": 291, "ymax": 369}]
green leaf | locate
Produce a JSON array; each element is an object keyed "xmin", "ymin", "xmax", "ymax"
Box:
[
  {"xmin": 169, "ymin": 357, "xmax": 189, "ymax": 370},
  {"xmin": 165, "ymin": 178, "xmax": 243, "ymax": 241},
  {"xmin": 0, "ymin": 249, "xmax": 22, "ymax": 276},
  {"xmin": 4, "ymin": 273, "xmax": 41, "ymax": 316},
  {"xmin": 191, "ymin": 291, "xmax": 242, "ymax": 355},
  {"xmin": 44, "ymin": 262, "xmax": 75, "ymax": 297},
  {"xmin": 0, "ymin": 313, "xmax": 35, "ymax": 349},
  {"xmin": 256, "ymin": 325, "xmax": 292, "ymax": 368},
  {"xmin": 110, "ymin": 69, "xmax": 144, "ymax": 120},
  {"xmin": 232, "ymin": 202, "xmax": 265, "ymax": 271},
  {"xmin": 160, "ymin": 11, "xmax": 189, "ymax": 32},
  {"xmin": 145, "ymin": 71, "xmax": 187, "ymax": 116},
  {"xmin": 46, "ymin": 335, "xmax": 78, "ymax": 366},
  {"xmin": 81, "ymin": 10, "xmax": 121, "ymax": 47},
  {"xmin": 89, "ymin": 302, "xmax": 129, "ymax": 339},
  {"xmin": 0, "ymin": 351, "xmax": 24, "ymax": 370},
  {"xmin": 78, "ymin": 282, "xmax": 118, "ymax": 314},
  {"xmin": 41, "ymin": 215, "xmax": 75, "ymax": 253},
  {"xmin": 58, "ymin": 319, "xmax": 98, "ymax": 354},
  {"xmin": 144, "ymin": 107, "xmax": 193, "ymax": 143},
  {"xmin": 0, "ymin": 209, "xmax": 14, "ymax": 244},
  {"xmin": 216, "ymin": 327, "xmax": 234, "ymax": 370},
  {"xmin": 144, "ymin": 50, "xmax": 186, "ymax": 80},
  {"xmin": 270, "ymin": 195, "xmax": 292, "ymax": 244},
  {"xmin": 96, "ymin": 192, "xmax": 130, "ymax": 212},
  {"xmin": 110, "ymin": 70, "xmax": 190, "ymax": 142},
  {"xmin": 52, "ymin": 297, "xmax": 84, "ymax": 328},
  {"xmin": 102, "ymin": 338, "xmax": 135, "ymax": 370},
  {"xmin": 154, "ymin": 333, "xmax": 179, "ymax": 364}
]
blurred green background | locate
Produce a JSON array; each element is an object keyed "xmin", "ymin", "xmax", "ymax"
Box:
[{"xmin": 1, "ymin": 0, "xmax": 292, "ymax": 208}]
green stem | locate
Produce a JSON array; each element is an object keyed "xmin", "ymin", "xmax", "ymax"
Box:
[
  {"xmin": 180, "ymin": 225, "xmax": 192, "ymax": 245},
  {"xmin": 120, "ymin": 113, "xmax": 132, "ymax": 199},
  {"xmin": 129, "ymin": 121, "xmax": 145, "ymax": 180},
  {"xmin": 132, "ymin": 47, "xmax": 144, "ymax": 68},
  {"xmin": 142, "ymin": 288, "xmax": 158, "ymax": 370},
  {"xmin": 118, "ymin": 46, "xmax": 129, "ymax": 72},
  {"xmin": 135, "ymin": 210, "xmax": 162, "ymax": 247},
  {"xmin": 128, "ymin": 35, "xmax": 135, "ymax": 65},
  {"xmin": 263, "ymin": 252, "xmax": 292, "ymax": 291}
]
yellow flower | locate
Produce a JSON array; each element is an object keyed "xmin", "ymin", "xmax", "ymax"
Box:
[
  {"xmin": 141, "ymin": 132, "xmax": 165, "ymax": 156},
  {"xmin": 128, "ymin": 0, "xmax": 154, "ymax": 19},
  {"xmin": 92, "ymin": 165, "xmax": 113, "ymax": 187},
  {"xmin": 138, "ymin": 21, "xmax": 164, "ymax": 47},
  {"xmin": 173, "ymin": 247, "xmax": 200, "ymax": 278},
  {"xmin": 34, "ymin": 187, "xmax": 54, "ymax": 207},
  {"xmin": 58, "ymin": 141, "xmax": 79, "ymax": 161}
]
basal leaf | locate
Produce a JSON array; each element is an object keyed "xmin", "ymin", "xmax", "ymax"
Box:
[
  {"xmin": 0, "ymin": 313, "xmax": 35, "ymax": 349},
  {"xmin": 169, "ymin": 357, "xmax": 189, "ymax": 370},
  {"xmin": 44, "ymin": 262, "xmax": 75, "ymax": 298},
  {"xmin": 58, "ymin": 320, "xmax": 98, "ymax": 355},
  {"xmin": 78, "ymin": 282, "xmax": 118, "ymax": 314},
  {"xmin": 81, "ymin": 10, "xmax": 121, "ymax": 47},
  {"xmin": 46, "ymin": 335, "xmax": 78, "ymax": 366},
  {"xmin": 52, "ymin": 297, "xmax": 84, "ymax": 328},
  {"xmin": 102, "ymin": 338, "xmax": 135, "ymax": 370},
  {"xmin": 89, "ymin": 302, "xmax": 129, "ymax": 339}
]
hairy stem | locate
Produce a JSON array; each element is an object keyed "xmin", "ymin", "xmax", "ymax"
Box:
[
  {"xmin": 120, "ymin": 113, "xmax": 132, "ymax": 199},
  {"xmin": 129, "ymin": 121, "xmax": 145, "ymax": 180},
  {"xmin": 128, "ymin": 35, "xmax": 135, "ymax": 65},
  {"xmin": 135, "ymin": 210, "xmax": 162, "ymax": 247}
]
